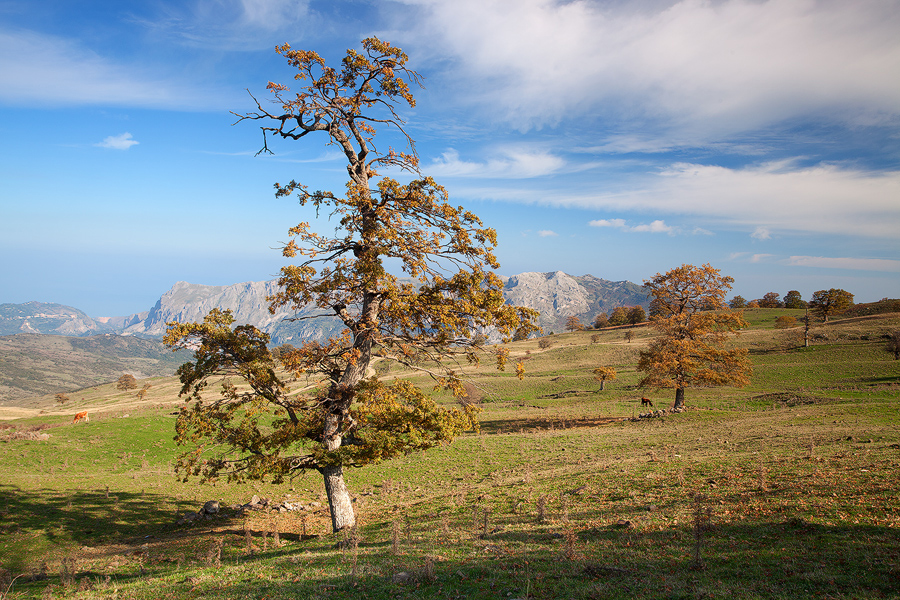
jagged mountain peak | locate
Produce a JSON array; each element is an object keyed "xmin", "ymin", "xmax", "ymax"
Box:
[{"xmin": 1, "ymin": 272, "xmax": 649, "ymax": 345}]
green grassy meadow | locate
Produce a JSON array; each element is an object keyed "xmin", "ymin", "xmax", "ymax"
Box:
[{"xmin": 0, "ymin": 313, "xmax": 898, "ymax": 599}]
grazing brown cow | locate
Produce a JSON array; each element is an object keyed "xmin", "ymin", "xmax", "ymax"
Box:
[
  {"xmin": 73, "ymin": 411, "xmax": 89, "ymax": 424},
  {"xmin": 640, "ymin": 397, "xmax": 653, "ymax": 408}
]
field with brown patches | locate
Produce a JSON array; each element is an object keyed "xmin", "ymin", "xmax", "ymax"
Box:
[{"xmin": 0, "ymin": 311, "xmax": 898, "ymax": 598}]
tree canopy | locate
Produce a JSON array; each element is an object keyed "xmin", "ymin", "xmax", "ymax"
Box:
[
  {"xmin": 565, "ymin": 316, "xmax": 584, "ymax": 331},
  {"xmin": 729, "ymin": 295, "xmax": 747, "ymax": 309},
  {"xmin": 165, "ymin": 38, "xmax": 538, "ymax": 532},
  {"xmin": 638, "ymin": 264, "xmax": 751, "ymax": 409},
  {"xmin": 759, "ymin": 292, "xmax": 782, "ymax": 308},
  {"xmin": 592, "ymin": 366, "xmax": 617, "ymax": 391},
  {"xmin": 783, "ymin": 290, "xmax": 805, "ymax": 309},
  {"xmin": 627, "ymin": 305, "xmax": 646, "ymax": 324},
  {"xmin": 116, "ymin": 374, "xmax": 137, "ymax": 391},
  {"xmin": 809, "ymin": 288, "xmax": 854, "ymax": 321}
]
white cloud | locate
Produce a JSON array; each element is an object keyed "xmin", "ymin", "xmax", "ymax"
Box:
[
  {"xmin": 588, "ymin": 218, "xmax": 626, "ymax": 228},
  {"xmin": 751, "ymin": 226, "xmax": 771, "ymax": 240},
  {"xmin": 630, "ymin": 219, "xmax": 674, "ymax": 234},
  {"xmin": 537, "ymin": 230, "xmax": 558, "ymax": 237},
  {"xmin": 787, "ymin": 256, "xmax": 900, "ymax": 272},
  {"xmin": 691, "ymin": 227, "xmax": 713, "ymax": 236},
  {"xmin": 132, "ymin": 0, "xmax": 314, "ymax": 50},
  {"xmin": 401, "ymin": 0, "xmax": 900, "ymax": 138},
  {"xmin": 428, "ymin": 148, "xmax": 565, "ymax": 179},
  {"xmin": 550, "ymin": 160, "xmax": 900, "ymax": 239},
  {"xmin": 0, "ymin": 28, "xmax": 212, "ymax": 108},
  {"xmin": 96, "ymin": 133, "xmax": 139, "ymax": 150},
  {"xmin": 750, "ymin": 254, "xmax": 774, "ymax": 263},
  {"xmin": 588, "ymin": 217, "xmax": 676, "ymax": 234}
]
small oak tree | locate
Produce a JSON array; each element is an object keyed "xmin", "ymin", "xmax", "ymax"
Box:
[
  {"xmin": 783, "ymin": 290, "xmax": 805, "ymax": 309},
  {"xmin": 759, "ymin": 292, "xmax": 782, "ymax": 308},
  {"xmin": 54, "ymin": 393, "xmax": 70, "ymax": 404},
  {"xmin": 565, "ymin": 316, "xmax": 584, "ymax": 332},
  {"xmin": 593, "ymin": 313, "xmax": 609, "ymax": 329},
  {"xmin": 729, "ymin": 295, "xmax": 747, "ymax": 309},
  {"xmin": 592, "ymin": 366, "xmax": 617, "ymax": 391},
  {"xmin": 608, "ymin": 307, "xmax": 628, "ymax": 326},
  {"xmin": 627, "ymin": 306, "xmax": 646, "ymax": 325},
  {"xmin": 165, "ymin": 39, "xmax": 538, "ymax": 533},
  {"xmin": 116, "ymin": 374, "xmax": 137, "ymax": 391},
  {"xmin": 638, "ymin": 264, "xmax": 752, "ymax": 409},
  {"xmin": 809, "ymin": 288, "xmax": 854, "ymax": 322}
]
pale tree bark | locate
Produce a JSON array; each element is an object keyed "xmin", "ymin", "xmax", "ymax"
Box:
[
  {"xmin": 317, "ymin": 284, "xmax": 380, "ymax": 530},
  {"xmin": 321, "ymin": 464, "xmax": 355, "ymax": 531}
]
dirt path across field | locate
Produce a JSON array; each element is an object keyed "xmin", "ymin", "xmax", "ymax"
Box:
[{"xmin": 0, "ymin": 406, "xmax": 42, "ymax": 420}]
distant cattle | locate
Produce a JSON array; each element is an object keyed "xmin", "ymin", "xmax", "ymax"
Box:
[
  {"xmin": 73, "ymin": 411, "xmax": 89, "ymax": 424},
  {"xmin": 640, "ymin": 397, "xmax": 653, "ymax": 408}
]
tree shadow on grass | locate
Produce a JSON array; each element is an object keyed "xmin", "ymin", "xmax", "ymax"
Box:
[
  {"xmin": 3, "ymin": 484, "xmax": 898, "ymax": 600},
  {"xmin": 479, "ymin": 415, "xmax": 629, "ymax": 435},
  {"xmin": 0, "ymin": 484, "xmax": 241, "ymax": 570},
  {"xmin": 483, "ymin": 517, "xmax": 899, "ymax": 599}
]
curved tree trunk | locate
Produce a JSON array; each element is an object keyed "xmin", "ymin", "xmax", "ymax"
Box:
[
  {"xmin": 317, "ymin": 292, "xmax": 379, "ymax": 533},
  {"xmin": 673, "ymin": 387, "xmax": 685, "ymax": 410},
  {"xmin": 320, "ymin": 465, "xmax": 355, "ymax": 531}
]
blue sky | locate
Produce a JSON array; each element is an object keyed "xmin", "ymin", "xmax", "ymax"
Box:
[{"xmin": 1, "ymin": 0, "xmax": 898, "ymax": 317}]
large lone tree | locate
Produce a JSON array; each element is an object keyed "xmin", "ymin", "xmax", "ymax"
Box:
[
  {"xmin": 164, "ymin": 38, "xmax": 538, "ymax": 532},
  {"xmin": 637, "ymin": 263, "xmax": 752, "ymax": 409}
]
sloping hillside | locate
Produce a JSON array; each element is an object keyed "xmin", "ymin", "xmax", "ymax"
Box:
[{"xmin": 0, "ymin": 333, "xmax": 190, "ymax": 405}]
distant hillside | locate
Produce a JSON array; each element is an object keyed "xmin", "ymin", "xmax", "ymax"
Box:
[
  {"xmin": 120, "ymin": 273, "xmax": 648, "ymax": 343},
  {"xmin": 502, "ymin": 272, "xmax": 649, "ymax": 332},
  {"xmin": 0, "ymin": 301, "xmax": 103, "ymax": 336},
  {"xmin": 844, "ymin": 298, "xmax": 900, "ymax": 318},
  {"xmin": 121, "ymin": 280, "xmax": 345, "ymax": 345},
  {"xmin": 0, "ymin": 334, "xmax": 190, "ymax": 405},
  {"xmin": 0, "ymin": 272, "xmax": 649, "ymax": 403},
  {"xmin": 0, "ymin": 301, "xmax": 145, "ymax": 337},
  {"xmin": 2, "ymin": 272, "xmax": 649, "ymax": 346}
]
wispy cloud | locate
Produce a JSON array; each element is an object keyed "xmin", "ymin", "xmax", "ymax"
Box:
[
  {"xmin": 428, "ymin": 148, "xmax": 565, "ymax": 179},
  {"xmin": 751, "ymin": 227, "xmax": 771, "ymax": 241},
  {"xmin": 402, "ymin": 0, "xmax": 900, "ymax": 141},
  {"xmin": 96, "ymin": 133, "xmax": 139, "ymax": 150},
  {"xmin": 139, "ymin": 0, "xmax": 315, "ymax": 49},
  {"xmin": 0, "ymin": 28, "xmax": 214, "ymax": 108},
  {"xmin": 589, "ymin": 218, "xmax": 676, "ymax": 235},
  {"xmin": 239, "ymin": 0, "xmax": 310, "ymax": 28},
  {"xmin": 588, "ymin": 218, "xmax": 626, "ymax": 229},
  {"xmin": 549, "ymin": 160, "xmax": 900, "ymax": 239},
  {"xmin": 537, "ymin": 230, "xmax": 557, "ymax": 237},
  {"xmin": 787, "ymin": 256, "xmax": 900, "ymax": 273}
]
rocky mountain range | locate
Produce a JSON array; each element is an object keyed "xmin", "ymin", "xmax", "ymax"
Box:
[{"xmin": 1, "ymin": 272, "xmax": 649, "ymax": 346}]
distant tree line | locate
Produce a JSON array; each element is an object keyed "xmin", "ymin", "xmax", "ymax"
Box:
[
  {"xmin": 590, "ymin": 305, "xmax": 646, "ymax": 329},
  {"xmin": 729, "ymin": 288, "xmax": 855, "ymax": 322}
]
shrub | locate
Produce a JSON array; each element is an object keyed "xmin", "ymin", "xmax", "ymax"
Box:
[{"xmin": 774, "ymin": 316, "xmax": 797, "ymax": 329}]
